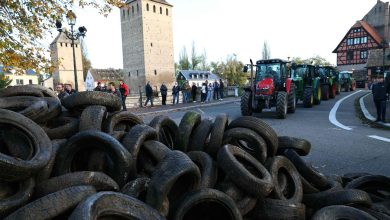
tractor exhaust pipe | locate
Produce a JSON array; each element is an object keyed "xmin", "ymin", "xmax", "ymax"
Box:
[{"xmin": 250, "ymin": 59, "xmax": 255, "ymax": 110}]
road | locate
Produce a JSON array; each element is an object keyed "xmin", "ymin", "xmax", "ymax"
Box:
[{"xmin": 141, "ymin": 90, "xmax": 390, "ymax": 176}]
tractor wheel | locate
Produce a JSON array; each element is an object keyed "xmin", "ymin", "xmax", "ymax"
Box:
[
  {"xmin": 240, "ymin": 91, "xmax": 253, "ymax": 116},
  {"xmin": 314, "ymin": 84, "xmax": 322, "ymax": 105},
  {"xmin": 303, "ymin": 87, "xmax": 313, "ymax": 108},
  {"xmin": 350, "ymin": 82, "xmax": 356, "ymax": 91},
  {"xmin": 344, "ymin": 84, "xmax": 349, "ymax": 92},
  {"xmin": 321, "ymin": 85, "xmax": 329, "ymax": 101},
  {"xmin": 287, "ymin": 86, "xmax": 296, "ymax": 114},
  {"xmin": 330, "ymin": 84, "xmax": 336, "ymax": 99},
  {"xmin": 336, "ymin": 83, "xmax": 341, "ymax": 95},
  {"xmin": 276, "ymin": 92, "xmax": 288, "ymax": 119}
]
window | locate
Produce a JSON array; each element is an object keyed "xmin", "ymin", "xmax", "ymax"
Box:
[
  {"xmin": 166, "ymin": 8, "xmax": 169, "ymax": 16},
  {"xmin": 151, "ymin": 43, "xmax": 153, "ymax": 47},
  {"xmin": 347, "ymin": 51, "xmax": 354, "ymax": 61},
  {"xmin": 147, "ymin": 4, "xmax": 149, "ymax": 11},
  {"xmin": 154, "ymin": 70, "xmax": 157, "ymax": 75},
  {"xmin": 127, "ymin": 8, "xmax": 130, "ymax": 16},
  {"xmin": 65, "ymin": 43, "xmax": 68, "ymax": 47},
  {"xmin": 132, "ymin": 6, "xmax": 134, "ymax": 14},
  {"xmin": 153, "ymin": 5, "xmax": 156, "ymax": 13},
  {"xmin": 137, "ymin": 70, "xmax": 139, "ymax": 76},
  {"xmin": 137, "ymin": 4, "xmax": 139, "ymax": 12},
  {"xmin": 123, "ymin": 9, "xmax": 125, "ymax": 19},
  {"xmin": 75, "ymin": 44, "xmax": 78, "ymax": 48},
  {"xmin": 360, "ymin": 50, "xmax": 368, "ymax": 59},
  {"xmin": 347, "ymin": 38, "xmax": 353, "ymax": 45},
  {"xmin": 354, "ymin": 38, "xmax": 360, "ymax": 45},
  {"xmin": 60, "ymin": 43, "xmax": 63, "ymax": 47},
  {"xmin": 128, "ymin": 72, "xmax": 131, "ymax": 77},
  {"xmin": 160, "ymin": 7, "xmax": 162, "ymax": 14},
  {"xmin": 361, "ymin": 36, "xmax": 368, "ymax": 44},
  {"xmin": 16, "ymin": 79, "xmax": 24, "ymax": 85},
  {"xmin": 29, "ymin": 79, "xmax": 33, "ymax": 85}
]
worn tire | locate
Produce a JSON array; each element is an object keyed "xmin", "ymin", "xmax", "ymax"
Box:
[
  {"xmin": 228, "ymin": 116, "xmax": 278, "ymax": 157},
  {"xmin": 79, "ymin": 105, "xmax": 107, "ymax": 132},
  {"xmin": 311, "ymin": 205, "xmax": 376, "ymax": 220},
  {"xmin": 121, "ymin": 177, "xmax": 150, "ymax": 201},
  {"xmin": 222, "ymin": 127, "xmax": 267, "ymax": 164},
  {"xmin": 207, "ymin": 113, "xmax": 228, "ymax": 157},
  {"xmin": 34, "ymin": 171, "xmax": 119, "ymax": 198},
  {"xmin": 314, "ymin": 84, "xmax": 322, "ymax": 105},
  {"xmin": 54, "ymin": 130, "xmax": 133, "ymax": 187},
  {"xmin": 4, "ymin": 185, "xmax": 96, "ymax": 220},
  {"xmin": 172, "ymin": 188, "xmax": 242, "ymax": 220},
  {"xmin": 277, "ymin": 136, "xmax": 311, "ymax": 156},
  {"xmin": 249, "ymin": 198, "xmax": 306, "ymax": 220},
  {"xmin": 345, "ymin": 175, "xmax": 390, "ymax": 202},
  {"xmin": 61, "ymin": 91, "xmax": 122, "ymax": 112},
  {"xmin": 288, "ymin": 85, "xmax": 296, "ymax": 113},
  {"xmin": 330, "ymin": 83, "xmax": 336, "ymax": 98},
  {"xmin": 146, "ymin": 150, "xmax": 201, "ymax": 216},
  {"xmin": 137, "ymin": 140, "xmax": 172, "ymax": 176},
  {"xmin": 302, "ymin": 180, "xmax": 343, "ymax": 204},
  {"xmin": 303, "ymin": 189, "xmax": 372, "ymax": 209},
  {"xmin": 217, "ymin": 145, "xmax": 273, "ymax": 197},
  {"xmin": 241, "ymin": 91, "xmax": 253, "ymax": 116},
  {"xmin": 303, "ymin": 87, "xmax": 313, "ymax": 108},
  {"xmin": 103, "ymin": 111, "xmax": 144, "ymax": 134},
  {"xmin": 188, "ymin": 119, "xmax": 213, "ymax": 152},
  {"xmin": 188, "ymin": 151, "xmax": 218, "ymax": 189},
  {"xmin": 35, "ymin": 139, "xmax": 66, "ymax": 183},
  {"xmin": 266, "ymin": 156, "xmax": 303, "ymax": 203},
  {"xmin": 276, "ymin": 91, "xmax": 288, "ymax": 119},
  {"xmin": 321, "ymin": 84, "xmax": 329, "ymax": 100},
  {"xmin": 175, "ymin": 111, "xmax": 201, "ymax": 152},
  {"xmin": 43, "ymin": 116, "xmax": 79, "ymax": 139},
  {"xmin": 149, "ymin": 115, "xmax": 178, "ymax": 149},
  {"xmin": 0, "ymin": 109, "xmax": 52, "ymax": 182},
  {"xmin": 0, "ymin": 85, "xmax": 57, "ymax": 98},
  {"xmin": 0, "ymin": 178, "xmax": 35, "ymax": 218}
]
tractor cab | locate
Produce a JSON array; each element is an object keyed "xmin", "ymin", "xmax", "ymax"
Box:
[
  {"xmin": 255, "ymin": 59, "xmax": 289, "ymax": 95},
  {"xmin": 291, "ymin": 64, "xmax": 316, "ymax": 85}
]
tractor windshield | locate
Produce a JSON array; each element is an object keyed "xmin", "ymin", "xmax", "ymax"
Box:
[
  {"xmin": 293, "ymin": 66, "xmax": 308, "ymax": 78},
  {"xmin": 255, "ymin": 63, "xmax": 280, "ymax": 81},
  {"xmin": 339, "ymin": 72, "xmax": 350, "ymax": 79},
  {"xmin": 318, "ymin": 68, "xmax": 331, "ymax": 77}
]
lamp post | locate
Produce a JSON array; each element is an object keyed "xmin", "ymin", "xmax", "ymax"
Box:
[
  {"xmin": 381, "ymin": 39, "xmax": 388, "ymax": 78},
  {"xmin": 55, "ymin": 10, "xmax": 87, "ymax": 91}
]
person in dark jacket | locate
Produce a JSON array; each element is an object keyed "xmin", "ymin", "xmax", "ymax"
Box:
[
  {"xmin": 119, "ymin": 80, "xmax": 129, "ymax": 111},
  {"xmin": 213, "ymin": 80, "xmax": 220, "ymax": 100},
  {"xmin": 172, "ymin": 82, "xmax": 179, "ymax": 104},
  {"xmin": 191, "ymin": 83, "xmax": 197, "ymax": 102},
  {"xmin": 94, "ymin": 82, "xmax": 103, "ymax": 91},
  {"xmin": 372, "ymin": 77, "xmax": 388, "ymax": 122},
  {"xmin": 65, "ymin": 84, "xmax": 76, "ymax": 95},
  {"xmin": 56, "ymin": 83, "xmax": 69, "ymax": 100},
  {"xmin": 160, "ymin": 82, "xmax": 168, "ymax": 105},
  {"xmin": 108, "ymin": 82, "xmax": 122, "ymax": 98},
  {"xmin": 219, "ymin": 79, "xmax": 225, "ymax": 100},
  {"xmin": 144, "ymin": 81, "xmax": 154, "ymax": 107}
]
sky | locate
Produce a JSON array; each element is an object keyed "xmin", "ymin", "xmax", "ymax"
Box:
[{"xmin": 71, "ymin": 0, "xmax": 379, "ymax": 69}]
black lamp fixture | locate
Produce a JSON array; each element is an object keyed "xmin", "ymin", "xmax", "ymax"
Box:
[{"xmin": 56, "ymin": 10, "xmax": 87, "ymax": 91}]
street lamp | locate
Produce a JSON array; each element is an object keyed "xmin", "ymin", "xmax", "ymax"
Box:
[
  {"xmin": 55, "ymin": 10, "xmax": 87, "ymax": 91},
  {"xmin": 381, "ymin": 39, "xmax": 388, "ymax": 78}
]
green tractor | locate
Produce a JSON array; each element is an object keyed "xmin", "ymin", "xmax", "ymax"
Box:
[
  {"xmin": 318, "ymin": 66, "xmax": 340, "ymax": 100},
  {"xmin": 339, "ymin": 71, "xmax": 356, "ymax": 92},
  {"xmin": 290, "ymin": 64, "xmax": 322, "ymax": 108}
]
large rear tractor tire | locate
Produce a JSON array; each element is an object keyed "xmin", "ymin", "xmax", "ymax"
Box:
[
  {"xmin": 314, "ymin": 84, "xmax": 322, "ymax": 105},
  {"xmin": 336, "ymin": 83, "xmax": 341, "ymax": 94},
  {"xmin": 287, "ymin": 86, "xmax": 296, "ymax": 114},
  {"xmin": 330, "ymin": 84, "xmax": 336, "ymax": 99},
  {"xmin": 303, "ymin": 87, "xmax": 313, "ymax": 108},
  {"xmin": 276, "ymin": 91, "xmax": 288, "ymax": 119},
  {"xmin": 240, "ymin": 91, "xmax": 252, "ymax": 116},
  {"xmin": 321, "ymin": 85, "xmax": 329, "ymax": 101},
  {"xmin": 351, "ymin": 82, "xmax": 356, "ymax": 91}
]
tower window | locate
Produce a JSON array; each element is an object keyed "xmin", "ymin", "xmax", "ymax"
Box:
[
  {"xmin": 65, "ymin": 43, "xmax": 68, "ymax": 47},
  {"xmin": 154, "ymin": 70, "xmax": 157, "ymax": 75},
  {"xmin": 153, "ymin": 5, "xmax": 156, "ymax": 13},
  {"xmin": 75, "ymin": 44, "xmax": 78, "ymax": 48},
  {"xmin": 137, "ymin": 4, "xmax": 139, "ymax": 12},
  {"xmin": 151, "ymin": 43, "xmax": 153, "ymax": 47},
  {"xmin": 137, "ymin": 70, "xmax": 139, "ymax": 76},
  {"xmin": 166, "ymin": 8, "xmax": 169, "ymax": 16},
  {"xmin": 128, "ymin": 8, "xmax": 130, "ymax": 16},
  {"xmin": 128, "ymin": 72, "xmax": 131, "ymax": 77},
  {"xmin": 60, "ymin": 43, "xmax": 63, "ymax": 47},
  {"xmin": 147, "ymin": 4, "xmax": 149, "ymax": 11},
  {"xmin": 160, "ymin": 7, "xmax": 162, "ymax": 14},
  {"xmin": 132, "ymin": 6, "xmax": 134, "ymax": 14}
]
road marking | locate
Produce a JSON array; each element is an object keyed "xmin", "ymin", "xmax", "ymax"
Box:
[
  {"xmin": 368, "ymin": 135, "xmax": 390, "ymax": 143},
  {"xmin": 329, "ymin": 90, "xmax": 362, "ymax": 131},
  {"xmin": 197, "ymin": 108, "xmax": 205, "ymax": 115},
  {"xmin": 359, "ymin": 93, "xmax": 377, "ymax": 121}
]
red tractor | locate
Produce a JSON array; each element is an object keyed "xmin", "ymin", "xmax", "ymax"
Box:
[{"xmin": 241, "ymin": 59, "xmax": 296, "ymax": 119}]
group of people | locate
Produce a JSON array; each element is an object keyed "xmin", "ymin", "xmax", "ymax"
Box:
[
  {"xmin": 371, "ymin": 75, "xmax": 390, "ymax": 123},
  {"xmin": 94, "ymin": 80, "xmax": 129, "ymax": 111},
  {"xmin": 55, "ymin": 83, "xmax": 76, "ymax": 100}
]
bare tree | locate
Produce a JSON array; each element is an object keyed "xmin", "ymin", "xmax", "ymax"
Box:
[
  {"xmin": 179, "ymin": 46, "xmax": 191, "ymax": 70},
  {"xmin": 191, "ymin": 42, "xmax": 201, "ymax": 70},
  {"xmin": 262, "ymin": 41, "xmax": 271, "ymax": 60}
]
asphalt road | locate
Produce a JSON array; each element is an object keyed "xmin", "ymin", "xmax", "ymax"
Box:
[{"xmin": 142, "ymin": 90, "xmax": 390, "ymax": 176}]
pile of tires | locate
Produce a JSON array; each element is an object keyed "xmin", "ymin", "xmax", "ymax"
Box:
[{"xmin": 0, "ymin": 85, "xmax": 389, "ymax": 220}]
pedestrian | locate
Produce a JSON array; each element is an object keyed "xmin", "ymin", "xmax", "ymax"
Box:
[
  {"xmin": 372, "ymin": 76, "xmax": 388, "ymax": 122},
  {"xmin": 65, "ymin": 83, "xmax": 76, "ymax": 95},
  {"xmin": 160, "ymin": 82, "xmax": 168, "ymax": 105},
  {"xmin": 213, "ymin": 80, "xmax": 220, "ymax": 100},
  {"xmin": 144, "ymin": 81, "xmax": 154, "ymax": 107},
  {"xmin": 201, "ymin": 82, "xmax": 207, "ymax": 103},
  {"xmin": 219, "ymin": 79, "xmax": 224, "ymax": 100},
  {"xmin": 206, "ymin": 83, "xmax": 213, "ymax": 103},
  {"xmin": 108, "ymin": 82, "xmax": 122, "ymax": 98},
  {"xmin": 56, "ymin": 83, "xmax": 69, "ymax": 100},
  {"xmin": 94, "ymin": 82, "xmax": 103, "ymax": 91},
  {"xmin": 172, "ymin": 82, "xmax": 179, "ymax": 104},
  {"xmin": 119, "ymin": 80, "xmax": 129, "ymax": 111},
  {"xmin": 191, "ymin": 82, "xmax": 197, "ymax": 102},
  {"xmin": 185, "ymin": 81, "xmax": 191, "ymax": 103}
]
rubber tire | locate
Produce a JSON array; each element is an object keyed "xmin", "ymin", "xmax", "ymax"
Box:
[
  {"xmin": 301, "ymin": 175, "xmax": 320, "ymax": 194},
  {"xmin": 61, "ymin": 91, "xmax": 122, "ymax": 112},
  {"xmin": 311, "ymin": 205, "xmax": 376, "ymax": 220},
  {"xmin": 345, "ymin": 175, "xmax": 390, "ymax": 202},
  {"xmin": 172, "ymin": 189, "xmax": 242, "ymax": 220},
  {"xmin": 336, "ymin": 83, "xmax": 341, "ymax": 94},
  {"xmin": 188, "ymin": 119, "xmax": 213, "ymax": 152},
  {"xmin": 175, "ymin": 111, "xmax": 201, "ymax": 153},
  {"xmin": 188, "ymin": 151, "xmax": 218, "ymax": 189},
  {"xmin": 0, "ymin": 178, "xmax": 35, "ymax": 218},
  {"xmin": 103, "ymin": 111, "xmax": 144, "ymax": 134},
  {"xmin": 79, "ymin": 105, "xmax": 107, "ymax": 132},
  {"xmin": 43, "ymin": 116, "xmax": 79, "ymax": 139},
  {"xmin": 265, "ymin": 156, "xmax": 303, "ymax": 203},
  {"xmin": 149, "ymin": 115, "xmax": 179, "ymax": 149},
  {"xmin": 34, "ymin": 171, "xmax": 119, "ymax": 198},
  {"xmin": 321, "ymin": 84, "xmax": 330, "ymax": 100},
  {"xmin": 276, "ymin": 91, "xmax": 288, "ymax": 119},
  {"xmin": 0, "ymin": 109, "xmax": 52, "ymax": 182},
  {"xmin": 207, "ymin": 113, "xmax": 229, "ymax": 158},
  {"xmin": 241, "ymin": 91, "xmax": 253, "ymax": 116},
  {"xmin": 303, "ymin": 189, "xmax": 372, "ymax": 209},
  {"xmin": 302, "ymin": 180, "xmax": 343, "ymax": 204},
  {"xmin": 277, "ymin": 136, "xmax": 311, "ymax": 156},
  {"xmin": 217, "ymin": 145, "xmax": 273, "ymax": 198},
  {"xmin": 330, "ymin": 83, "xmax": 336, "ymax": 99},
  {"xmin": 2, "ymin": 127, "xmax": 34, "ymax": 160},
  {"xmin": 303, "ymin": 87, "xmax": 313, "ymax": 108},
  {"xmin": 287, "ymin": 86, "xmax": 296, "ymax": 113},
  {"xmin": 137, "ymin": 140, "xmax": 172, "ymax": 176},
  {"xmin": 54, "ymin": 130, "xmax": 133, "ymax": 187},
  {"xmin": 5, "ymin": 185, "xmax": 96, "ymax": 220},
  {"xmin": 249, "ymin": 198, "xmax": 306, "ymax": 220},
  {"xmin": 0, "ymin": 85, "xmax": 57, "ymax": 98},
  {"xmin": 313, "ymin": 84, "xmax": 322, "ymax": 105},
  {"xmin": 146, "ymin": 150, "xmax": 201, "ymax": 216},
  {"xmin": 222, "ymin": 127, "xmax": 268, "ymax": 164},
  {"xmin": 121, "ymin": 177, "xmax": 150, "ymax": 201},
  {"xmin": 228, "ymin": 116, "xmax": 279, "ymax": 157}
]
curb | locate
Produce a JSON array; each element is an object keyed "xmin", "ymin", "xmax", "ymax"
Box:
[
  {"xmin": 355, "ymin": 93, "xmax": 390, "ymax": 130},
  {"xmin": 136, "ymin": 99, "xmax": 240, "ymax": 116}
]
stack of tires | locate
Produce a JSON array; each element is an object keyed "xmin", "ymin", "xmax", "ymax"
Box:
[{"xmin": 0, "ymin": 85, "xmax": 388, "ymax": 220}]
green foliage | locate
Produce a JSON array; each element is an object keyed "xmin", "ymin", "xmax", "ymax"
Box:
[
  {"xmin": 292, "ymin": 55, "xmax": 333, "ymax": 66},
  {"xmin": 178, "ymin": 46, "xmax": 191, "ymax": 70},
  {"xmin": 0, "ymin": 75, "xmax": 12, "ymax": 89},
  {"xmin": 222, "ymin": 55, "xmax": 247, "ymax": 86},
  {"xmin": 262, "ymin": 41, "xmax": 271, "ymax": 60},
  {"xmin": 191, "ymin": 42, "xmax": 202, "ymax": 70}
]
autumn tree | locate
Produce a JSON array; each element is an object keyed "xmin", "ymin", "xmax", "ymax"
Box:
[
  {"xmin": 0, "ymin": 75, "xmax": 12, "ymax": 89},
  {"xmin": 222, "ymin": 55, "xmax": 246, "ymax": 86},
  {"xmin": 292, "ymin": 55, "xmax": 332, "ymax": 66},
  {"xmin": 0, "ymin": 0, "xmax": 125, "ymax": 73}
]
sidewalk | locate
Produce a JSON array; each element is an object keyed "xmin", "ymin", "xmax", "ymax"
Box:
[
  {"xmin": 358, "ymin": 92, "xmax": 390, "ymax": 129},
  {"xmin": 128, "ymin": 97, "xmax": 241, "ymax": 116}
]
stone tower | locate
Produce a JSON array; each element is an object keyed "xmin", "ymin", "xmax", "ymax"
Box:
[
  {"xmin": 50, "ymin": 32, "xmax": 85, "ymax": 91},
  {"xmin": 121, "ymin": 0, "xmax": 175, "ymax": 94}
]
